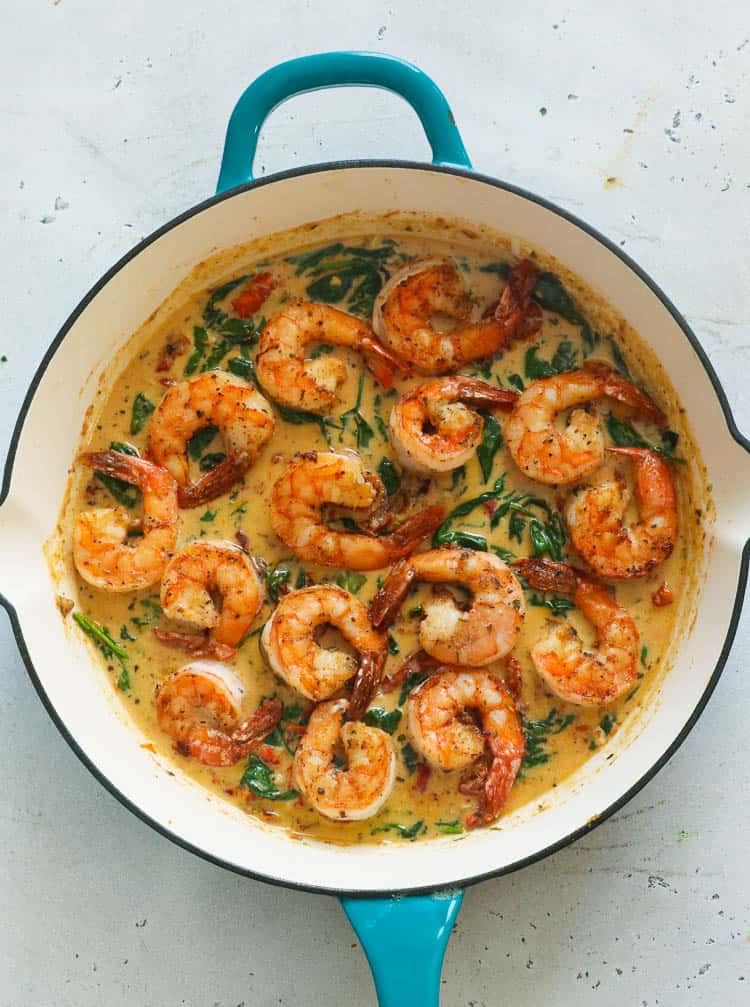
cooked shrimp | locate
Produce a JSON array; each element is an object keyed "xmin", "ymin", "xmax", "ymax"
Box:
[
  {"xmin": 505, "ymin": 361, "xmax": 666, "ymax": 485},
  {"xmin": 255, "ymin": 302, "xmax": 408, "ymax": 414},
  {"xmin": 160, "ymin": 541, "xmax": 265, "ymax": 649},
  {"xmin": 566, "ymin": 447, "xmax": 678, "ymax": 578},
  {"xmin": 372, "ymin": 258, "xmax": 538, "ymax": 374},
  {"xmin": 388, "ymin": 377, "xmax": 518, "ymax": 474},
  {"xmin": 370, "ymin": 548, "xmax": 525, "ymax": 665},
  {"xmin": 292, "ymin": 698, "xmax": 396, "ymax": 820},
  {"xmin": 408, "ymin": 668, "xmax": 524, "ymax": 827},
  {"xmin": 516, "ymin": 558, "xmax": 639, "ymax": 706},
  {"xmin": 270, "ymin": 451, "xmax": 443, "ymax": 570},
  {"xmin": 149, "ymin": 371, "xmax": 275, "ymax": 507},
  {"xmin": 261, "ymin": 585, "xmax": 386, "ymax": 718},
  {"xmin": 155, "ymin": 661, "xmax": 281, "ymax": 766},
  {"xmin": 74, "ymin": 451, "xmax": 178, "ymax": 592}
]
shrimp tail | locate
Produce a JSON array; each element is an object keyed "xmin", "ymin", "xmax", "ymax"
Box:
[
  {"xmin": 81, "ymin": 450, "xmax": 147, "ymax": 483},
  {"xmin": 493, "ymin": 259, "xmax": 539, "ymax": 338},
  {"xmin": 232, "ymin": 697, "xmax": 283, "ymax": 748},
  {"xmin": 153, "ymin": 628, "xmax": 236, "ymax": 662},
  {"xmin": 514, "ymin": 557, "xmax": 580, "ymax": 595},
  {"xmin": 381, "ymin": 648, "xmax": 442, "ymax": 692},
  {"xmin": 381, "ymin": 504, "xmax": 445, "ymax": 559},
  {"xmin": 177, "ymin": 453, "xmax": 250, "ymax": 508},
  {"xmin": 361, "ymin": 335, "xmax": 412, "ymax": 387},
  {"xmin": 582, "ymin": 360, "xmax": 667, "ymax": 426},
  {"xmin": 347, "ymin": 650, "xmax": 387, "ymax": 721},
  {"xmin": 453, "ymin": 377, "xmax": 519, "ymax": 411},
  {"xmin": 466, "ymin": 738, "xmax": 524, "ymax": 829},
  {"xmin": 369, "ymin": 558, "xmax": 419, "ymax": 629}
]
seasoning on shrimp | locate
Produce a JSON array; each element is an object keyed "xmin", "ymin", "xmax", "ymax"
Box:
[
  {"xmin": 73, "ymin": 451, "xmax": 179, "ymax": 592},
  {"xmin": 256, "ymin": 301, "xmax": 408, "ymax": 414},
  {"xmin": 407, "ymin": 668, "xmax": 525, "ymax": 827},
  {"xmin": 370, "ymin": 548, "xmax": 526, "ymax": 666},
  {"xmin": 293, "ymin": 698, "xmax": 396, "ymax": 820},
  {"xmin": 270, "ymin": 450, "xmax": 443, "ymax": 570},
  {"xmin": 148, "ymin": 371, "xmax": 275, "ymax": 508},
  {"xmin": 388, "ymin": 376, "xmax": 518, "ymax": 474},
  {"xmin": 155, "ymin": 661, "xmax": 281, "ymax": 766},
  {"xmin": 159, "ymin": 540, "xmax": 265, "ymax": 652},
  {"xmin": 516, "ymin": 558, "xmax": 639, "ymax": 706},
  {"xmin": 372, "ymin": 258, "xmax": 538, "ymax": 374},
  {"xmin": 261, "ymin": 585, "xmax": 386, "ymax": 718},
  {"xmin": 505, "ymin": 361, "xmax": 666, "ymax": 485},
  {"xmin": 565, "ymin": 446, "xmax": 678, "ymax": 578}
]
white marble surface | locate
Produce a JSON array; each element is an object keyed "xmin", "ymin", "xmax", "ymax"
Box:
[{"xmin": 2, "ymin": 2, "xmax": 749, "ymax": 1004}]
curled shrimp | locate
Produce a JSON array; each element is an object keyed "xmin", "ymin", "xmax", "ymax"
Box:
[
  {"xmin": 158, "ymin": 541, "xmax": 265, "ymax": 652},
  {"xmin": 74, "ymin": 451, "xmax": 179, "ymax": 592},
  {"xmin": 566, "ymin": 447, "xmax": 678, "ymax": 578},
  {"xmin": 293, "ymin": 698, "xmax": 396, "ymax": 820},
  {"xmin": 155, "ymin": 661, "xmax": 281, "ymax": 766},
  {"xmin": 370, "ymin": 548, "xmax": 526, "ymax": 666},
  {"xmin": 408, "ymin": 668, "xmax": 525, "ymax": 827},
  {"xmin": 505, "ymin": 361, "xmax": 666, "ymax": 485},
  {"xmin": 372, "ymin": 258, "xmax": 538, "ymax": 375},
  {"xmin": 261, "ymin": 585, "xmax": 386, "ymax": 718},
  {"xmin": 516, "ymin": 558, "xmax": 639, "ymax": 706},
  {"xmin": 270, "ymin": 450, "xmax": 443, "ymax": 570},
  {"xmin": 388, "ymin": 377, "xmax": 518, "ymax": 474},
  {"xmin": 255, "ymin": 302, "xmax": 408, "ymax": 414},
  {"xmin": 149, "ymin": 371, "xmax": 275, "ymax": 508}
]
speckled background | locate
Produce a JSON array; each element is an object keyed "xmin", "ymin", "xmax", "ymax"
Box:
[{"xmin": 1, "ymin": 2, "xmax": 748, "ymax": 1004}]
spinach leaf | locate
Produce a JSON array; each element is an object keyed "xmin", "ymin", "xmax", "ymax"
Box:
[
  {"xmin": 335, "ymin": 570, "xmax": 367, "ymax": 595},
  {"xmin": 73, "ymin": 612, "xmax": 130, "ymax": 689},
  {"xmin": 524, "ymin": 341, "xmax": 578, "ymax": 380},
  {"xmin": 433, "ymin": 475, "xmax": 507, "ymax": 548},
  {"xmin": 436, "ymin": 819, "xmax": 464, "ymax": 835},
  {"xmin": 287, "ymin": 241, "xmax": 397, "ymax": 317},
  {"xmin": 362, "ymin": 707, "xmax": 402, "ymax": 734},
  {"xmin": 388, "ymin": 634, "xmax": 400, "ymax": 655},
  {"xmin": 607, "ymin": 337, "xmax": 632, "ymax": 379},
  {"xmin": 528, "ymin": 593, "xmax": 575, "ymax": 616},
  {"xmin": 199, "ymin": 452, "xmax": 226, "ymax": 471},
  {"xmin": 521, "ymin": 708, "xmax": 575, "ymax": 769},
  {"xmin": 491, "ymin": 545, "xmax": 516, "ymax": 562},
  {"xmin": 120, "ymin": 624, "xmax": 137, "ymax": 642},
  {"xmin": 600, "ymin": 712, "xmax": 616, "ymax": 736},
  {"xmin": 399, "ymin": 675, "xmax": 427, "ymax": 708},
  {"xmin": 640, "ymin": 645, "xmax": 649, "ymax": 667},
  {"xmin": 340, "ymin": 373, "xmax": 374, "ymax": 449},
  {"xmin": 377, "ymin": 457, "xmax": 401, "ymax": 496},
  {"xmin": 507, "ymin": 373, "xmax": 525, "ymax": 392},
  {"xmin": 401, "ymin": 741, "xmax": 420, "ymax": 772},
  {"xmin": 187, "ymin": 425, "xmax": 219, "ymax": 461},
  {"xmin": 264, "ymin": 564, "xmax": 291, "ymax": 603},
  {"xmin": 606, "ymin": 414, "xmax": 685, "ymax": 464},
  {"xmin": 372, "ymin": 820, "xmax": 425, "ymax": 839},
  {"xmin": 450, "ymin": 465, "xmax": 466, "ymax": 490},
  {"xmin": 476, "ymin": 412, "xmax": 503, "ymax": 483},
  {"xmin": 184, "ymin": 325, "xmax": 209, "ymax": 375},
  {"xmin": 479, "ymin": 261, "xmax": 512, "ymax": 278},
  {"xmin": 275, "ymin": 401, "xmax": 340, "ymax": 446},
  {"xmin": 226, "ymin": 355, "xmax": 260, "ymax": 386},
  {"xmin": 200, "ymin": 509, "xmax": 217, "ymax": 523},
  {"xmin": 240, "ymin": 755, "xmax": 298, "ymax": 801},
  {"xmin": 130, "ymin": 393, "xmax": 155, "ymax": 435}
]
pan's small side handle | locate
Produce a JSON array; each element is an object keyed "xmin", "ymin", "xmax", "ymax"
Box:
[
  {"xmin": 341, "ymin": 890, "xmax": 464, "ymax": 1006},
  {"xmin": 216, "ymin": 51, "xmax": 471, "ymax": 193}
]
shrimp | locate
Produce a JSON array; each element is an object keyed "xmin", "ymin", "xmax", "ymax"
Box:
[
  {"xmin": 504, "ymin": 361, "xmax": 666, "ymax": 485},
  {"xmin": 408, "ymin": 668, "xmax": 525, "ymax": 827},
  {"xmin": 73, "ymin": 451, "xmax": 179, "ymax": 592},
  {"xmin": 516, "ymin": 558, "xmax": 639, "ymax": 706},
  {"xmin": 255, "ymin": 302, "xmax": 408, "ymax": 415},
  {"xmin": 370, "ymin": 548, "xmax": 526, "ymax": 666},
  {"xmin": 261, "ymin": 585, "xmax": 386, "ymax": 718},
  {"xmin": 566, "ymin": 446, "xmax": 678, "ymax": 578},
  {"xmin": 372, "ymin": 258, "xmax": 538, "ymax": 375},
  {"xmin": 292, "ymin": 698, "xmax": 396, "ymax": 820},
  {"xmin": 270, "ymin": 451, "xmax": 443, "ymax": 570},
  {"xmin": 155, "ymin": 661, "xmax": 281, "ymax": 766},
  {"xmin": 148, "ymin": 371, "xmax": 275, "ymax": 508},
  {"xmin": 159, "ymin": 541, "xmax": 265, "ymax": 650},
  {"xmin": 388, "ymin": 377, "xmax": 518, "ymax": 474}
]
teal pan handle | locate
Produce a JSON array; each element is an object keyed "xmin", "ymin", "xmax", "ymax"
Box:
[
  {"xmin": 216, "ymin": 51, "xmax": 471, "ymax": 192},
  {"xmin": 341, "ymin": 891, "xmax": 464, "ymax": 1006}
]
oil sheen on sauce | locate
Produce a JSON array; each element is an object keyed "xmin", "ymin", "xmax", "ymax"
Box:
[{"xmin": 65, "ymin": 224, "xmax": 705, "ymax": 846}]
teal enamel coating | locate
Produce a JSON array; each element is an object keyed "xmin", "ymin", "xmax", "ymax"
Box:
[
  {"xmin": 342, "ymin": 891, "xmax": 464, "ymax": 1006},
  {"xmin": 216, "ymin": 51, "xmax": 471, "ymax": 192}
]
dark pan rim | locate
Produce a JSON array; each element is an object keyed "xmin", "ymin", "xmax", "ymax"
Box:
[{"xmin": 1, "ymin": 159, "xmax": 748, "ymax": 899}]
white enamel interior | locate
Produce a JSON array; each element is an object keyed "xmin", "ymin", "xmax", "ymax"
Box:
[{"xmin": 2, "ymin": 166, "xmax": 749, "ymax": 895}]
